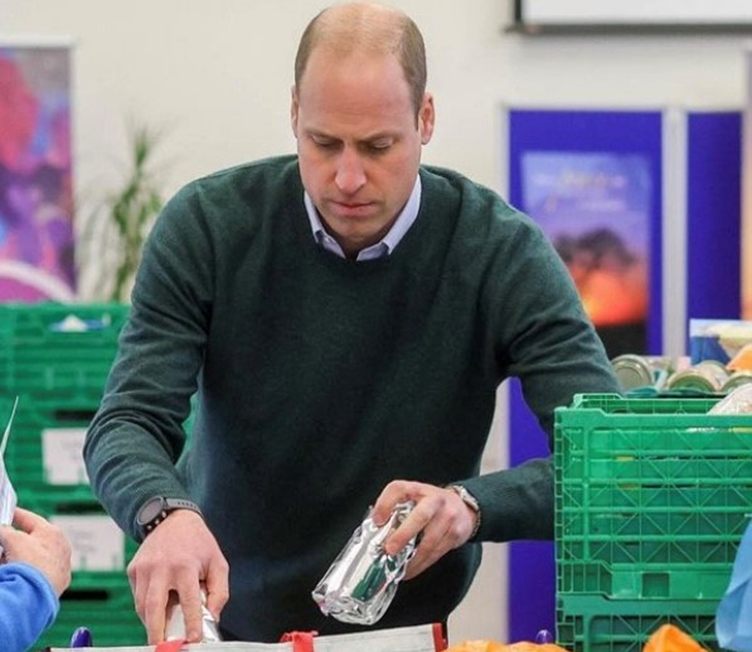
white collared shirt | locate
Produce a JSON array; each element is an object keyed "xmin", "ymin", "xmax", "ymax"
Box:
[{"xmin": 304, "ymin": 176, "xmax": 422, "ymax": 261}]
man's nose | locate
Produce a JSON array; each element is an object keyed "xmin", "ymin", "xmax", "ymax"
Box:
[{"xmin": 335, "ymin": 148, "xmax": 366, "ymax": 194}]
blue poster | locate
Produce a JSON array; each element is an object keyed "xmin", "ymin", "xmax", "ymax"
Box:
[
  {"xmin": 506, "ymin": 109, "xmax": 664, "ymax": 644},
  {"xmin": 521, "ymin": 152, "xmax": 652, "ymax": 354}
]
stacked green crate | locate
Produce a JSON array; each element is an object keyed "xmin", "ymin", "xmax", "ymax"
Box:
[
  {"xmin": 0, "ymin": 303, "xmax": 147, "ymax": 647},
  {"xmin": 23, "ymin": 496, "xmax": 144, "ymax": 648},
  {"xmin": 554, "ymin": 393, "xmax": 752, "ymax": 652}
]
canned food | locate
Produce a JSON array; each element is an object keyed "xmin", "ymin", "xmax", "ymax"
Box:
[
  {"xmin": 694, "ymin": 359, "xmax": 730, "ymax": 386},
  {"xmin": 666, "ymin": 368, "xmax": 722, "ymax": 393},
  {"xmin": 721, "ymin": 370, "xmax": 752, "ymax": 394},
  {"xmin": 611, "ymin": 354, "xmax": 654, "ymax": 391}
]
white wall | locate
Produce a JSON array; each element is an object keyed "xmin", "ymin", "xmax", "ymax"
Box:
[
  {"xmin": 1, "ymin": 0, "xmax": 748, "ymax": 645},
  {"xmin": 3, "ymin": 0, "xmax": 746, "ymax": 203}
]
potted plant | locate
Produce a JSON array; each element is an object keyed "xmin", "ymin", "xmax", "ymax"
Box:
[{"xmin": 77, "ymin": 122, "xmax": 167, "ymax": 302}]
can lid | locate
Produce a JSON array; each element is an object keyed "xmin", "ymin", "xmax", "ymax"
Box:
[
  {"xmin": 611, "ymin": 355, "xmax": 653, "ymax": 390},
  {"xmin": 666, "ymin": 369, "xmax": 717, "ymax": 393},
  {"xmin": 694, "ymin": 359, "xmax": 730, "ymax": 379},
  {"xmin": 721, "ymin": 371, "xmax": 752, "ymax": 393}
]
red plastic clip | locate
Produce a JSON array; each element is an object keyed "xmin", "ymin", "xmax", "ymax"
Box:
[
  {"xmin": 154, "ymin": 640, "xmax": 185, "ymax": 652},
  {"xmin": 280, "ymin": 630, "xmax": 319, "ymax": 652}
]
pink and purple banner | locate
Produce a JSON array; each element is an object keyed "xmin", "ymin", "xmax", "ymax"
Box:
[{"xmin": 0, "ymin": 43, "xmax": 75, "ymax": 301}]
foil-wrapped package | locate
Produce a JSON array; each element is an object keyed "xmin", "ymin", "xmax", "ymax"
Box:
[
  {"xmin": 165, "ymin": 591, "xmax": 222, "ymax": 642},
  {"xmin": 312, "ymin": 501, "xmax": 417, "ymax": 625}
]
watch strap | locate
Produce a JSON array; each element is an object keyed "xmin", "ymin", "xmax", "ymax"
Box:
[
  {"xmin": 447, "ymin": 484, "xmax": 482, "ymax": 540},
  {"xmin": 138, "ymin": 497, "xmax": 203, "ymax": 537}
]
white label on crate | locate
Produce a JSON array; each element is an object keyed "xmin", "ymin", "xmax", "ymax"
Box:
[
  {"xmin": 50, "ymin": 514, "xmax": 124, "ymax": 571},
  {"xmin": 42, "ymin": 427, "xmax": 89, "ymax": 485}
]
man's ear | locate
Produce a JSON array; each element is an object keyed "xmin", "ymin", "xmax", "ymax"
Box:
[
  {"xmin": 290, "ymin": 85, "xmax": 300, "ymax": 138},
  {"xmin": 419, "ymin": 92, "xmax": 435, "ymax": 145}
]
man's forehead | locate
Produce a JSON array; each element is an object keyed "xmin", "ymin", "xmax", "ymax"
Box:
[
  {"xmin": 299, "ymin": 46, "xmax": 402, "ymax": 84},
  {"xmin": 304, "ymin": 125, "xmax": 402, "ymax": 141}
]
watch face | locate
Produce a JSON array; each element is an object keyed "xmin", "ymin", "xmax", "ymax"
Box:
[{"xmin": 138, "ymin": 497, "xmax": 166, "ymax": 526}]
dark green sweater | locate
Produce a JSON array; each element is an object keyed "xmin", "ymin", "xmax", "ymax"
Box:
[{"xmin": 84, "ymin": 155, "xmax": 618, "ymax": 641}]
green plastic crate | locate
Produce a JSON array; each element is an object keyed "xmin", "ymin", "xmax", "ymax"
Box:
[
  {"xmin": 33, "ymin": 581, "xmax": 146, "ymax": 649},
  {"xmin": 554, "ymin": 393, "xmax": 752, "ymax": 651},
  {"xmin": 555, "ymin": 393, "xmax": 752, "ymax": 602},
  {"xmin": 2, "ymin": 392, "xmax": 102, "ymax": 494},
  {"xmin": 20, "ymin": 494, "xmax": 139, "ymax": 577},
  {"xmin": 0, "ymin": 302, "xmax": 129, "ymax": 395},
  {"xmin": 23, "ymin": 498, "xmax": 143, "ymax": 649},
  {"xmin": 557, "ymin": 595, "xmax": 718, "ymax": 652}
]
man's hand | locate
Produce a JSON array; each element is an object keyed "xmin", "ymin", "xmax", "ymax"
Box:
[
  {"xmin": 127, "ymin": 509, "xmax": 229, "ymax": 644},
  {"xmin": 0, "ymin": 507, "xmax": 72, "ymax": 596},
  {"xmin": 371, "ymin": 480, "xmax": 479, "ymax": 581}
]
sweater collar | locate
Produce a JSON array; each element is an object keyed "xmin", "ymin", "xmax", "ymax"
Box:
[{"xmin": 303, "ymin": 176, "xmax": 422, "ymax": 261}]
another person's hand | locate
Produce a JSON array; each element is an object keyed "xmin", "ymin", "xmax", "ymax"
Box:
[
  {"xmin": 0, "ymin": 507, "xmax": 72, "ymax": 596},
  {"xmin": 371, "ymin": 480, "xmax": 479, "ymax": 580},
  {"xmin": 127, "ymin": 509, "xmax": 229, "ymax": 644}
]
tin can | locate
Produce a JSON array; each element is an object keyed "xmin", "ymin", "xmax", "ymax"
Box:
[
  {"xmin": 312, "ymin": 501, "xmax": 417, "ymax": 625},
  {"xmin": 694, "ymin": 359, "xmax": 730, "ymax": 386},
  {"xmin": 611, "ymin": 354, "xmax": 654, "ymax": 391},
  {"xmin": 165, "ymin": 591, "xmax": 222, "ymax": 642},
  {"xmin": 721, "ymin": 370, "xmax": 752, "ymax": 394},
  {"xmin": 666, "ymin": 365, "xmax": 724, "ymax": 393}
]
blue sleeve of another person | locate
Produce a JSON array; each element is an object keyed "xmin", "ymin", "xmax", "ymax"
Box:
[{"xmin": 0, "ymin": 562, "xmax": 60, "ymax": 652}]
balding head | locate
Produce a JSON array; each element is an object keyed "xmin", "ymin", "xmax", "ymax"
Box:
[{"xmin": 294, "ymin": 2, "xmax": 427, "ymax": 118}]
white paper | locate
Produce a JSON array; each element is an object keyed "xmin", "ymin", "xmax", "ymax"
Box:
[
  {"xmin": 50, "ymin": 514, "xmax": 124, "ymax": 571},
  {"xmin": 0, "ymin": 397, "xmax": 20, "ymax": 526},
  {"xmin": 0, "ymin": 398, "xmax": 20, "ymax": 557},
  {"xmin": 48, "ymin": 622, "xmax": 440, "ymax": 652},
  {"xmin": 43, "ymin": 427, "xmax": 89, "ymax": 484}
]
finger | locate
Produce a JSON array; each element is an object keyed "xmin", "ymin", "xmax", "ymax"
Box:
[
  {"xmin": 0, "ymin": 525, "xmax": 22, "ymax": 556},
  {"xmin": 175, "ymin": 576, "xmax": 204, "ymax": 642},
  {"xmin": 384, "ymin": 486, "xmax": 449, "ymax": 555},
  {"xmin": 12, "ymin": 507, "xmax": 46, "ymax": 533},
  {"xmin": 371, "ymin": 480, "xmax": 420, "ymax": 525},
  {"xmin": 142, "ymin": 575, "xmax": 171, "ymax": 644},
  {"xmin": 402, "ymin": 518, "xmax": 452, "ymax": 580},
  {"xmin": 127, "ymin": 556, "xmax": 150, "ymax": 623},
  {"xmin": 404, "ymin": 542, "xmax": 446, "ymax": 580},
  {"xmin": 203, "ymin": 561, "xmax": 230, "ymax": 622},
  {"xmin": 384, "ymin": 500, "xmax": 433, "ymax": 556}
]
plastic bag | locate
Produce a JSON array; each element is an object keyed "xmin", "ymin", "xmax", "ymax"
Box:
[
  {"xmin": 643, "ymin": 625, "xmax": 709, "ymax": 652},
  {"xmin": 716, "ymin": 519, "xmax": 752, "ymax": 652},
  {"xmin": 445, "ymin": 641, "xmax": 570, "ymax": 652}
]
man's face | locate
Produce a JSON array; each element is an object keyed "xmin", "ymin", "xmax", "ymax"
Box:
[{"xmin": 291, "ymin": 48, "xmax": 434, "ymax": 257}]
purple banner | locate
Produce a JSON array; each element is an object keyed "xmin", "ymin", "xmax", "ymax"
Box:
[{"xmin": 0, "ymin": 45, "xmax": 75, "ymax": 301}]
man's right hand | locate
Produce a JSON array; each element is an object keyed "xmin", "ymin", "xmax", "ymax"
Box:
[
  {"xmin": 127, "ymin": 509, "xmax": 229, "ymax": 644},
  {"xmin": 0, "ymin": 507, "xmax": 72, "ymax": 596}
]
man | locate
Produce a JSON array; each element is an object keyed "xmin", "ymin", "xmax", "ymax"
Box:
[
  {"xmin": 0, "ymin": 507, "xmax": 72, "ymax": 652},
  {"xmin": 84, "ymin": 2, "xmax": 619, "ymax": 644}
]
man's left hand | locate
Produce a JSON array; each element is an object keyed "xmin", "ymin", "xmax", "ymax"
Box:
[{"xmin": 370, "ymin": 480, "xmax": 479, "ymax": 580}]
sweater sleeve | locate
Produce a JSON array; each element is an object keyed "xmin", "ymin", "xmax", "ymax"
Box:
[
  {"xmin": 467, "ymin": 208, "xmax": 621, "ymax": 541},
  {"xmin": 0, "ymin": 562, "xmax": 59, "ymax": 652},
  {"xmin": 83, "ymin": 183, "xmax": 214, "ymax": 541}
]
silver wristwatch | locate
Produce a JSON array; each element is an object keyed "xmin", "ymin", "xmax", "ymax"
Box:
[{"xmin": 448, "ymin": 484, "xmax": 482, "ymax": 540}]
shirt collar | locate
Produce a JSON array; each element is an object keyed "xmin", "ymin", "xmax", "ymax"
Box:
[{"xmin": 304, "ymin": 176, "xmax": 422, "ymax": 261}]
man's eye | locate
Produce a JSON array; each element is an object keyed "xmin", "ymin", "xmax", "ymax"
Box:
[
  {"xmin": 368, "ymin": 141, "xmax": 392, "ymax": 153},
  {"xmin": 312, "ymin": 137, "xmax": 336, "ymax": 149}
]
